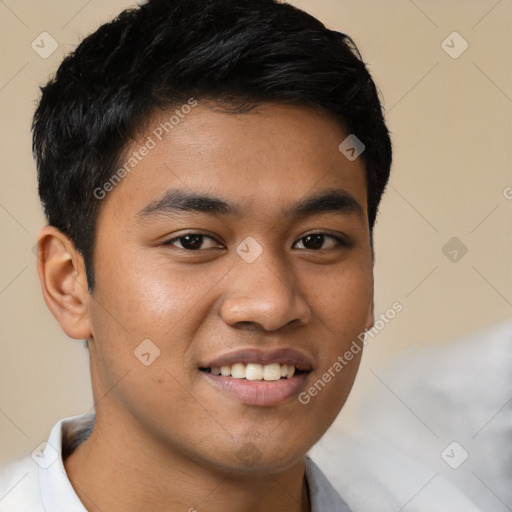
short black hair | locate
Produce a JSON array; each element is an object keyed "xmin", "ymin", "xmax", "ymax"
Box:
[{"xmin": 33, "ymin": 0, "xmax": 392, "ymax": 291}]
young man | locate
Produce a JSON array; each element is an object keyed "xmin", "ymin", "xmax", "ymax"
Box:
[{"xmin": 0, "ymin": 0, "xmax": 391, "ymax": 510}]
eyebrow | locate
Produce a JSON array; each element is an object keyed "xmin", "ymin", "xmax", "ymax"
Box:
[
  {"xmin": 137, "ymin": 188, "xmax": 364, "ymax": 221},
  {"xmin": 288, "ymin": 189, "xmax": 364, "ymax": 219},
  {"xmin": 137, "ymin": 189, "xmax": 240, "ymax": 218}
]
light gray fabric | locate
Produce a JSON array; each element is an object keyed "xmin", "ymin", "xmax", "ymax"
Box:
[
  {"xmin": 351, "ymin": 318, "xmax": 512, "ymax": 512},
  {"xmin": 309, "ymin": 319, "xmax": 512, "ymax": 512},
  {"xmin": 310, "ymin": 429, "xmax": 485, "ymax": 512},
  {"xmin": 305, "ymin": 456, "xmax": 352, "ymax": 511}
]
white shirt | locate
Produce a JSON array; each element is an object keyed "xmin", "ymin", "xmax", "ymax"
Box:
[{"xmin": 0, "ymin": 413, "xmax": 351, "ymax": 512}]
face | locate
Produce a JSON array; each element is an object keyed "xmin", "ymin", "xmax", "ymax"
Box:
[{"xmin": 85, "ymin": 102, "xmax": 374, "ymax": 473}]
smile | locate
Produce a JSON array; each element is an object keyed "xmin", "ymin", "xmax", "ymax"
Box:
[
  {"xmin": 199, "ymin": 347, "xmax": 313, "ymax": 406},
  {"xmin": 200, "ymin": 362, "xmax": 301, "ymax": 381}
]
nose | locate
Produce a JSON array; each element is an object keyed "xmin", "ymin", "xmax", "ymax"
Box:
[{"xmin": 218, "ymin": 250, "xmax": 311, "ymax": 332}]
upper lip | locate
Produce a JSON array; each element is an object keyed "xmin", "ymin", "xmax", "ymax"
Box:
[{"xmin": 201, "ymin": 347, "xmax": 314, "ymax": 371}]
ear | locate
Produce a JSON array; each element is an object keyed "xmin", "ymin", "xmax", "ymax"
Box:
[
  {"xmin": 365, "ymin": 298, "xmax": 375, "ymax": 331},
  {"xmin": 36, "ymin": 225, "xmax": 92, "ymax": 340}
]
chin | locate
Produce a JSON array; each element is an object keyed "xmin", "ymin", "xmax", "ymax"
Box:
[{"xmin": 198, "ymin": 435, "xmax": 311, "ymax": 475}]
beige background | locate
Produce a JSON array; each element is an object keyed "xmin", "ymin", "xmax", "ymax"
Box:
[{"xmin": 0, "ymin": 0, "xmax": 511, "ymax": 467}]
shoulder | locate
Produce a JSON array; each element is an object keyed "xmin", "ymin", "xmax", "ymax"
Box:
[
  {"xmin": 0, "ymin": 413, "xmax": 94, "ymax": 512},
  {"xmin": 0, "ymin": 456, "xmax": 44, "ymax": 512},
  {"xmin": 309, "ymin": 430, "xmax": 486, "ymax": 512},
  {"xmin": 305, "ymin": 456, "xmax": 353, "ymax": 512}
]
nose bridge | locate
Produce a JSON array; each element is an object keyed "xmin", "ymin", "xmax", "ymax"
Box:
[{"xmin": 219, "ymin": 246, "xmax": 311, "ymax": 331}]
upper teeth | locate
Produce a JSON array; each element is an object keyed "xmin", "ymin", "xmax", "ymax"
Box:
[{"xmin": 210, "ymin": 363, "xmax": 296, "ymax": 381}]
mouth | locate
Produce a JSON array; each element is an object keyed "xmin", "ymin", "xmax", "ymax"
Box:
[
  {"xmin": 199, "ymin": 348, "xmax": 313, "ymax": 406},
  {"xmin": 199, "ymin": 363, "xmax": 307, "ymax": 381}
]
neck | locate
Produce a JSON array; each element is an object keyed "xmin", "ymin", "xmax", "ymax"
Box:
[{"xmin": 63, "ymin": 412, "xmax": 311, "ymax": 512}]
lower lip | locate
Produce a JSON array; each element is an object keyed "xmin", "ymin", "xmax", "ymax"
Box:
[{"xmin": 201, "ymin": 371, "xmax": 309, "ymax": 406}]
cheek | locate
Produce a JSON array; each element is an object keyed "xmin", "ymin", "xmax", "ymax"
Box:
[
  {"xmin": 87, "ymin": 247, "xmax": 230, "ymax": 396},
  {"xmin": 87, "ymin": 256, "xmax": 214, "ymax": 435},
  {"xmin": 309, "ymin": 263, "xmax": 373, "ymax": 333},
  {"xmin": 302, "ymin": 262, "xmax": 371, "ymax": 408},
  {"xmin": 92, "ymin": 247, "xmax": 217, "ymax": 338},
  {"xmin": 309, "ymin": 354, "xmax": 361, "ymax": 437}
]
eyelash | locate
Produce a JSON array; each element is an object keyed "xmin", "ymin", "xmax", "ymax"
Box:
[{"xmin": 162, "ymin": 232, "xmax": 349, "ymax": 251}]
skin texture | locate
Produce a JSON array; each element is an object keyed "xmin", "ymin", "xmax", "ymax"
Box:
[{"xmin": 37, "ymin": 102, "xmax": 375, "ymax": 512}]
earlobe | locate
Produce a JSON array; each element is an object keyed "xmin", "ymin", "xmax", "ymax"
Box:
[
  {"xmin": 36, "ymin": 226, "xmax": 92, "ymax": 340},
  {"xmin": 365, "ymin": 300, "xmax": 375, "ymax": 331}
]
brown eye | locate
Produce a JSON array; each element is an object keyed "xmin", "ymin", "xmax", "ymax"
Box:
[
  {"xmin": 294, "ymin": 234, "xmax": 342, "ymax": 250},
  {"xmin": 164, "ymin": 234, "xmax": 220, "ymax": 250},
  {"xmin": 303, "ymin": 234, "xmax": 324, "ymax": 249}
]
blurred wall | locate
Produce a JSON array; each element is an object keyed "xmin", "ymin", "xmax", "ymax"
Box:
[{"xmin": 1, "ymin": 0, "xmax": 511, "ymax": 465}]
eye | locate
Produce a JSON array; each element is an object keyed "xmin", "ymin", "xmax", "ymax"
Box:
[
  {"xmin": 293, "ymin": 233, "xmax": 345, "ymax": 250},
  {"xmin": 163, "ymin": 234, "xmax": 222, "ymax": 251}
]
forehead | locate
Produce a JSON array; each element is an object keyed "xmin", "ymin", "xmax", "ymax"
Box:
[{"xmin": 98, "ymin": 102, "xmax": 368, "ymax": 223}]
